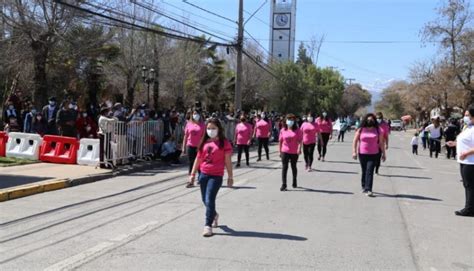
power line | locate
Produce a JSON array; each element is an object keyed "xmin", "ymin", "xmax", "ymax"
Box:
[
  {"xmin": 54, "ymin": 0, "xmax": 236, "ymax": 47},
  {"xmin": 244, "ymin": 0, "xmax": 267, "ymax": 26},
  {"xmin": 182, "ymin": 0, "xmax": 237, "ymax": 24},
  {"xmin": 131, "ymin": 0, "xmax": 234, "ymax": 43},
  {"xmin": 160, "ymin": 0, "xmax": 237, "ymax": 30}
]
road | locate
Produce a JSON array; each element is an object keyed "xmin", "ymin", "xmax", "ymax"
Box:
[{"xmin": 0, "ymin": 131, "xmax": 472, "ymax": 270}]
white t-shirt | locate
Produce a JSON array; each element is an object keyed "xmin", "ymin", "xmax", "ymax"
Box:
[
  {"xmin": 457, "ymin": 125, "xmax": 474, "ymax": 165},
  {"xmin": 411, "ymin": 136, "xmax": 419, "ymax": 145},
  {"xmin": 425, "ymin": 124, "xmax": 442, "ymax": 138}
]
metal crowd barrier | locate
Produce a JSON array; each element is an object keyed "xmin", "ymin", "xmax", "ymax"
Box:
[{"xmin": 102, "ymin": 120, "xmax": 164, "ymax": 167}]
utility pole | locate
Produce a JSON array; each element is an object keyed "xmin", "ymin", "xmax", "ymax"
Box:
[
  {"xmin": 346, "ymin": 78, "xmax": 356, "ymax": 85},
  {"xmin": 234, "ymin": 0, "xmax": 244, "ymax": 112}
]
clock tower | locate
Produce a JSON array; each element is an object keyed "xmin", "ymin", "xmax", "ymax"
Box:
[{"xmin": 269, "ymin": 0, "xmax": 297, "ymax": 62}]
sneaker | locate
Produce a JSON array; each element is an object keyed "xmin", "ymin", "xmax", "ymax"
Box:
[
  {"xmin": 236, "ymin": 163, "xmax": 241, "ymax": 168},
  {"xmin": 318, "ymin": 156, "xmax": 321, "ymax": 161},
  {"xmin": 292, "ymin": 183, "xmax": 297, "ymax": 188},
  {"xmin": 202, "ymin": 226, "xmax": 213, "ymax": 237},
  {"xmin": 322, "ymin": 157, "xmax": 325, "ymax": 162},
  {"xmin": 280, "ymin": 184, "xmax": 287, "ymax": 191},
  {"xmin": 257, "ymin": 158, "xmax": 262, "ymax": 162},
  {"xmin": 455, "ymin": 209, "xmax": 474, "ymax": 217},
  {"xmin": 366, "ymin": 191, "xmax": 374, "ymax": 197},
  {"xmin": 361, "ymin": 189, "xmax": 367, "ymax": 193},
  {"xmin": 212, "ymin": 213, "xmax": 219, "ymax": 228}
]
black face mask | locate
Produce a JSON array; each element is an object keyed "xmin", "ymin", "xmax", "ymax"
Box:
[{"xmin": 367, "ymin": 120, "xmax": 375, "ymax": 127}]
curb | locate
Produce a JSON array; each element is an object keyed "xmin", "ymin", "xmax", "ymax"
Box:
[{"xmin": 0, "ymin": 160, "xmax": 163, "ymax": 203}]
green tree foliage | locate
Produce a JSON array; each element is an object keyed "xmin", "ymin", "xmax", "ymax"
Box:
[
  {"xmin": 304, "ymin": 66, "xmax": 345, "ymax": 115},
  {"xmin": 295, "ymin": 42, "xmax": 313, "ymax": 69},
  {"xmin": 375, "ymin": 87, "xmax": 405, "ymax": 119},
  {"xmin": 338, "ymin": 84, "xmax": 372, "ymax": 116},
  {"xmin": 270, "ymin": 62, "xmax": 306, "ymax": 114}
]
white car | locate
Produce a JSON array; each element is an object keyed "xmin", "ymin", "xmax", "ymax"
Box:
[{"xmin": 390, "ymin": 120, "xmax": 402, "ymax": 131}]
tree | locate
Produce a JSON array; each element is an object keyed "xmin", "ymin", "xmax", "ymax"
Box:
[
  {"xmin": 270, "ymin": 62, "xmax": 306, "ymax": 114},
  {"xmin": 296, "ymin": 42, "xmax": 312, "ymax": 69},
  {"xmin": 305, "ymin": 66, "xmax": 344, "ymax": 115},
  {"xmin": 375, "ymin": 82, "xmax": 406, "ymax": 119},
  {"xmin": 422, "ymin": 0, "xmax": 474, "ymax": 103},
  {"xmin": 1, "ymin": 0, "xmax": 79, "ymax": 107},
  {"xmin": 338, "ymin": 84, "xmax": 372, "ymax": 116}
]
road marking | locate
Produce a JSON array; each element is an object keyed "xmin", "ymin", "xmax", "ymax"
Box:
[{"xmin": 44, "ymin": 221, "xmax": 161, "ymax": 271}]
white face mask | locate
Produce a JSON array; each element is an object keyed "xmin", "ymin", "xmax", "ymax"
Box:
[
  {"xmin": 464, "ymin": 116, "xmax": 472, "ymax": 125},
  {"xmin": 322, "ymin": 112, "xmax": 327, "ymax": 117},
  {"xmin": 207, "ymin": 128, "xmax": 218, "ymax": 138},
  {"xmin": 286, "ymin": 120, "xmax": 294, "ymax": 127},
  {"xmin": 261, "ymin": 113, "xmax": 266, "ymax": 118},
  {"xmin": 307, "ymin": 117, "xmax": 313, "ymax": 122},
  {"xmin": 68, "ymin": 104, "xmax": 74, "ymax": 109},
  {"xmin": 193, "ymin": 114, "xmax": 200, "ymax": 121}
]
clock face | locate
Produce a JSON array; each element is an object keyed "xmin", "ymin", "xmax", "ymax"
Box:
[{"xmin": 276, "ymin": 14, "xmax": 289, "ymax": 27}]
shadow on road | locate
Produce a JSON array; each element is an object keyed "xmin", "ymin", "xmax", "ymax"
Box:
[
  {"xmin": 222, "ymin": 185, "xmax": 256, "ymax": 190},
  {"xmin": 374, "ymin": 192, "xmax": 442, "ymax": 201},
  {"xmin": 215, "ymin": 225, "xmax": 307, "ymax": 241},
  {"xmin": 292, "ymin": 187, "xmax": 354, "ymax": 195},
  {"xmin": 314, "ymin": 169, "xmax": 358, "ymax": 175},
  {"xmin": 325, "ymin": 161, "xmax": 424, "ymax": 170},
  {"xmin": 0, "ymin": 175, "xmax": 54, "ymax": 189},
  {"xmin": 248, "ymin": 165, "xmax": 281, "ymax": 170},
  {"xmin": 378, "ymin": 174, "xmax": 432, "ymax": 180}
]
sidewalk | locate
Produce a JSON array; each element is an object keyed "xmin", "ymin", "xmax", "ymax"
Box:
[{"xmin": 0, "ymin": 161, "xmax": 163, "ymax": 202}]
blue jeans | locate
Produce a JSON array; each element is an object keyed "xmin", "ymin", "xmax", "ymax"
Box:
[{"xmin": 199, "ymin": 173, "xmax": 223, "ymax": 227}]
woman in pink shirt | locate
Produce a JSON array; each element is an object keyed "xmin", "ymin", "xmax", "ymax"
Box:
[
  {"xmin": 300, "ymin": 113, "xmax": 319, "ymax": 171},
  {"xmin": 316, "ymin": 112, "xmax": 333, "ymax": 162},
  {"xmin": 254, "ymin": 113, "xmax": 271, "ymax": 161},
  {"xmin": 352, "ymin": 113, "xmax": 387, "ymax": 197},
  {"xmin": 188, "ymin": 118, "xmax": 234, "ymax": 237},
  {"xmin": 234, "ymin": 115, "xmax": 253, "ymax": 167},
  {"xmin": 182, "ymin": 110, "xmax": 205, "ymax": 176},
  {"xmin": 279, "ymin": 114, "xmax": 303, "ymax": 191},
  {"xmin": 375, "ymin": 112, "xmax": 390, "ymax": 174}
]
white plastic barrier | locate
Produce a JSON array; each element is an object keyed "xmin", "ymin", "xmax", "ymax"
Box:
[
  {"xmin": 6, "ymin": 132, "xmax": 43, "ymax": 160},
  {"xmin": 77, "ymin": 138, "xmax": 100, "ymax": 166}
]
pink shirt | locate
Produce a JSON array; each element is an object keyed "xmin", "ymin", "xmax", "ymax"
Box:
[
  {"xmin": 185, "ymin": 121, "xmax": 205, "ymax": 147},
  {"xmin": 235, "ymin": 123, "xmax": 253, "ymax": 145},
  {"xmin": 359, "ymin": 128, "xmax": 382, "ymax": 155},
  {"xmin": 316, "ymin": 117, "xmax": 333, "ymax": 133},
  {"xmin": 379, "ymin": 122, "xmax": 390, "ymax": 139},
  {"xmin": 301, "ymin": 122, "xmax": 319, "ymax": 145},
  {"xmin": 255, "ymin": 120, "xmax": 271, "ymax": 138},
  {"xmin": 197, "ymin": 139, "xmax": 233, "ymax": 176},
  {"xmin": 279, "ymin": 128, "xmax": 303, "ymax": 154}
]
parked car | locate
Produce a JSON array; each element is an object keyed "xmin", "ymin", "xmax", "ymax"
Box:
[{"xmin": 390, "ymin": 120, "xmax": 402, "ymax": 131}]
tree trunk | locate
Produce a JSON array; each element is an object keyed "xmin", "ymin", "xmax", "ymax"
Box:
[{"xmin": 31, "ymin": 40, "xmax": 49, "ymax": 109}]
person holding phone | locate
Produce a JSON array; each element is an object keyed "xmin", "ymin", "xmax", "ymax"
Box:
[{"xmin": 188, "ymin": 118, "xmax": 234, "ymax": 237}]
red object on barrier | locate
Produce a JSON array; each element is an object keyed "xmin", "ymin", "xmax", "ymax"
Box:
[
  {"xmin": 0, "ymin": 132, "xmax": 7, "ymax": 157},
  {"xmin": 40, "ymin": 135, "xmax": 79, "ymax": 164}
]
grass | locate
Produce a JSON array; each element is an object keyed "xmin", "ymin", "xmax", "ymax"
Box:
[{"xmin": 0, "ymin": 156, "xmax": 38, "ymax": 167}]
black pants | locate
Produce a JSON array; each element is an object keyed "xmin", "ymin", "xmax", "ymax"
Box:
[
  {"xmin": 446, "ymin": 145, "xmax": 456, "ymax": 159},
  {"xmin": 421, "ymin": 137, "xmax": 428, "ymax": 149},
  {"xmin": 187, "ymin": 146, "xmax": 198, "ymax": 174},
  {"xmin": 303, "ymin": 143, "xmax": 316, "ymax": 167},
  {"xmin": 429, "ymin": 138, "xmax": 441, "ymax": 158},
  {"xmin": 412, "ymin": 145, "xmax": 418, "ymax": 155},
  {"xmin": 338, "ymin": 131, "xmax": 345, "ymax": 142},
  {"xmin": 258, "ymin": 137, "xmax": 269, "ymax": 160},
  {"xmin": 237, "ymin": 144, "xmax": 249, "ymax": 165},
  {"xmin": 99, "ymin": 133, "xmax": 113, "ymax": 169},
  {"xmin": 318, "ymin": 133, "xmax": 330, "ymax": 157},
  {"xmin": 460, "ymin": 164, "xmax": 474, "ymax": 211},
  {"xmin": 281, "ymin": 153, "xmax": 298, "ymax": 186},
  {"xmin": 359, "ymin": 153, "xmax": 380, "ymax": 192},
  {"xmin": 162, "ymin": 150, "xmax": 182, "ymax": 163}
]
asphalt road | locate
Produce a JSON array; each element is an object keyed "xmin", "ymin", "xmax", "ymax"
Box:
[{"xmin": 0, "ymin": 131, "xmax": 472, "ymax": 271}]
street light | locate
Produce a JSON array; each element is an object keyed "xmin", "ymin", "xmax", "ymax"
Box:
[{"xmin": 141, "ymin": 66, "xmax": 156, "ymax": 105}]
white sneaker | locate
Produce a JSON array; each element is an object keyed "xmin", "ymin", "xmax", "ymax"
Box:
[
  {"xmin": 202, "ymin": 226, "xmax": 213, "ymax": 237},
  {"xmin": 366, "ymin": 191, "xmax": 374, "ymax": 197}
]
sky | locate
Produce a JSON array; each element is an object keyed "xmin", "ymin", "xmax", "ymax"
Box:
[{"xmin": 154, "ymin": 0, "xmax": 444, "ymax": 95}]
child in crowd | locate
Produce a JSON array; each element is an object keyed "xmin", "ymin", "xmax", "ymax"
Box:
[{"xmin": 411, "ymin": 132, "xmax": 419, "ymax": 155}]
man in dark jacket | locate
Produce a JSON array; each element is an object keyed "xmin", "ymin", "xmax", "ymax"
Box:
[
  {"xmin": 42, "ymin": 97, "xmax": 59, "ymax": 135},
  {"xmin": 444, "ymin": 118, "xmax": 460, "ymax": 159},
  {"xmin": 56, "ymin": 100, "xmax": 77, "ymax": 137}
]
